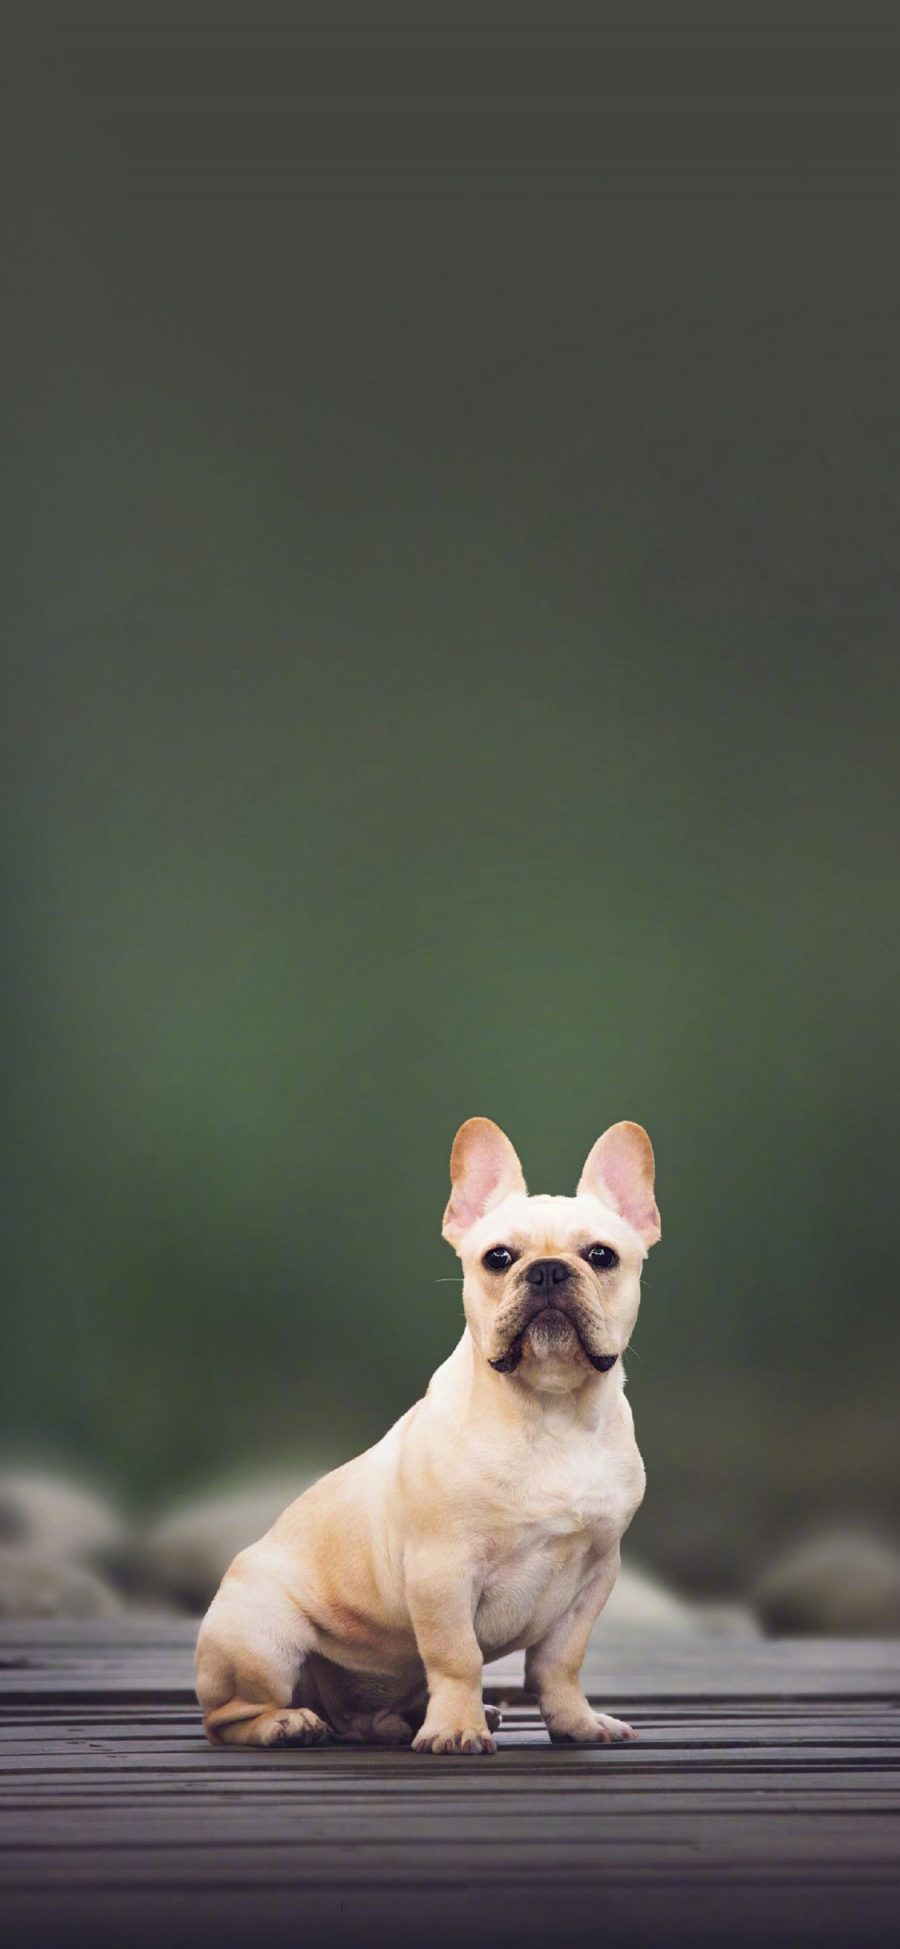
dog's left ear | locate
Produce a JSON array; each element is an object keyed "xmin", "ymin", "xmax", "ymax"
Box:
[
  {"xmin": 578, "ymin": 1122, "xmax": 661, "ymax": 1250},
  {"xmin": 443, "ymin": 1117, "xmax": 527, "ymax": 1248}
]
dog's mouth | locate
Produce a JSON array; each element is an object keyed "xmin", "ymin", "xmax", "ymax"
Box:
[
  {"xmin": 526, "ymin": 1309, "xmax": 580, "ymax": 1361},
  {"xmin": 488, "ymin": 1302, "xmax": 618, "ymax": 1376}
]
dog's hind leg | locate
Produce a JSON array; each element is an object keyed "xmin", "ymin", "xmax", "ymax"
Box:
[
  {"xmin": 196, "ymin": 1569, "xmax": 335, "ymax": 1748},
  {"xmin": 206, "ymin": 1702, "xmax": 334, "ymax": 1747}
]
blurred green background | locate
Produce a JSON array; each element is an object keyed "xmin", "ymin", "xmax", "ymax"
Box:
[{"xmin": 5, "ymin": 4, "xmax": 899, "ymax": 1593}]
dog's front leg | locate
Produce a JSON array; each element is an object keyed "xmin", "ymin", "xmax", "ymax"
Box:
[
  {"xmin": 525, "ymin": 1546, "xmax": 636, "ymax": 1744},
  {"xmin": 405, "ymin": 1549, "xmax": 495, "ymax": 1755}
]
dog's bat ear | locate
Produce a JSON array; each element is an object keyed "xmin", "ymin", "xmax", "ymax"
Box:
[
  {"xmin": 442, "ymin": 1118, "xmax": 527, "ymax": 1248},
  {"xmin": 577, "ymin": 1122, "xmax": 661, "ymax": 1250}
]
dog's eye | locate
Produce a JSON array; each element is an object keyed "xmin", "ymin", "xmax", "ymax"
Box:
[
  {"xmin": 482, "ymin": 1246, "xmax": 515, "ymax": 1272},
  {"xmin": 586, "ymin": 1243, "xmax": 619, "ymax": 1272}
]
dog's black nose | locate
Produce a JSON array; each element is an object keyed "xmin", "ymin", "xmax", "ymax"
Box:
[{"xmin": 526, "ymin": 1258, "xmax": 571, "ymax": 1289}]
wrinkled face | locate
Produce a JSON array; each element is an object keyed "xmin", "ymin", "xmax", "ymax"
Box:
[
  {"xmin": 459, "ymin": 1192, "xmax": 645, "ymax": 1384},
  {"xmin": 443, "ymin": 1119, "xmax": 661, "ymax": 1395}
]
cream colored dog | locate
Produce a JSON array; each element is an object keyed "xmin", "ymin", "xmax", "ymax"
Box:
[{"xmin": 196, "ymin": 1116, "xmax": 660, "ymax": 1754}]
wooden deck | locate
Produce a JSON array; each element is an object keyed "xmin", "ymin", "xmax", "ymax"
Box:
[{"xmin": 1, "ymin": 1619, "xmax": 898, "ymax": 1949}]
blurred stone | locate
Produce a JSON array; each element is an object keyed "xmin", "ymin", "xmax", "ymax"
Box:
[
  {"xmin": 0, "ymin": 1468, "xmax": 127, "ymax": 1568},
  {"xmin": 0, "ymin": 1546, "xmax": 121, "ymax": 1618},
  {"xmin": 145, "ymin": 1472, "xmax": 323, "ymax": 1611},
  {"xmin": 755, "ymin": 1528, "xmax": 900, "ymax": 1635},
  {"xmin": 691, "ymin": 1600, "xmax": 760, "ymax": 1637},
  {"xmin": 600, "ymin": 1562, "xmax": 695, "ymax": 1632},
  {"xmin": 598, "ymin": 1565, "xmax": 759, "ymax": 1638}
]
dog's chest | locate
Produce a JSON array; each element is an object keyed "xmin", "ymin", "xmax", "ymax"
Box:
[{"xmin": 472, "ymin": 1432, "xmax": 639, "ymax": 1656}]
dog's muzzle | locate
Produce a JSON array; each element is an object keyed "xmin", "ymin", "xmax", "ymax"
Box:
[{"xmin": 487, "ymin": 1277, "xmax": 618, "ymax": 1375}]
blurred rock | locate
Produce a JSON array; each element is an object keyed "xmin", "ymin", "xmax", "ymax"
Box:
[
  {"xmin": 601, "ymin": 1562, "xmax": 695, "ymax": 1632},
  {"xmin": 145, "ymin": 1472, "xmax": 322, "ymax": 1611},
  {"xmin": 0, "ymin": 1547, "xmax": 121, "ymax": 1618},
  {"xmin": 0, "ymin": 1468, "xmax": 128, "ymax": 1568},
  {"xmin": 755, "ymin": 1528, "xmax": 900, "ymax": 1635},
  {"xmin": 599, "ymin": 1565, "xmax": 759, "ymax": 1638},
  {"xmin": 691, "ymin": 1601, "xmax": 760, "ymax": 1637}
]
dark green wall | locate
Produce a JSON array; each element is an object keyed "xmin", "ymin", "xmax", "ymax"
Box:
[{"xmin": 5, "ymin": 5, "xmax": 899, "ymax": 1580}]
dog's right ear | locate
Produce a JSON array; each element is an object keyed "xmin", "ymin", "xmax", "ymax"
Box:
[{"xmin": 442, "ymin": 1118, "xmax": 527, "ymax": 1248}]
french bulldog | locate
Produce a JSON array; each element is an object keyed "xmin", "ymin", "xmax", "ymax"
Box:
[{"xmin": 196, "ymin": 1116, "xmax": 660, "ymax": 1753}]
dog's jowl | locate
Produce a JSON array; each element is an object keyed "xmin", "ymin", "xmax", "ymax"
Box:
[{"xmin": 196, "ymin": 1118, "xmax": 661, "ymax": 1753}]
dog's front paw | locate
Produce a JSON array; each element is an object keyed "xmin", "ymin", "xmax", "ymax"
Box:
[
  {"xmin": 593, "ymin": 1712, "xmax": 636, "ymax": 1742},
  {"xmin": 548, "ymin": 1710, "xmax": 636, "ymax": 1745},
  {"xmin": 412, "ymin": 1723, "xmax": 497, "ymax": 1755}
]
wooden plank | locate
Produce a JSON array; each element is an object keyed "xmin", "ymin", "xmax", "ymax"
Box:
[
  {"xmin": 2, "ymin": 1623, "xmax": 899, "ymax": 1704},
  {"xmin": 2, "ymin": 1725, "xmax": 896, "ymax": 1753},
  {"xmin": 1, "ymin": 1884, "xmax": 896, "ymax": 1949},
  {"xmin": 0, "ymin": 1805, "xmax": 897, "ymax": 1871},
  {"xmin": 1, "ymin": 1624, "xmax": 898, "ymax": 1949}
]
